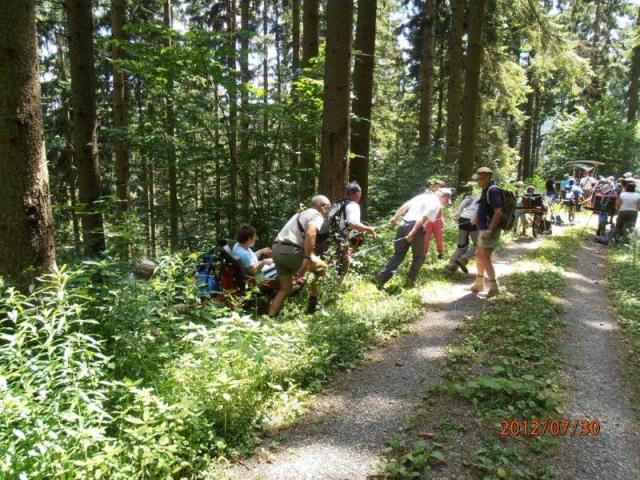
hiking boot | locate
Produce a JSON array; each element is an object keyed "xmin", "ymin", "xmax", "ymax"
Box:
[
  {"xmin": 486, "ymin": 280, "xmax": 500, "ymax": 298},
  {"xmin": 455, "ymin": 259, "xmax": 469, "ymax": 274},
  {"xmin": 470, "ymin": 276, "xmax": 484, "ymax": 293}
]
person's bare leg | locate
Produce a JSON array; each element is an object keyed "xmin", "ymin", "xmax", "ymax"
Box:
[
  {"xmin": 269, "ymin": 275, "xmax": 293, "ymax": 317},
  {"xmin": 472, "ymin": 248, "xmax": 486, "ymax": 292},
  {"xmin": 485, "ymin": 248, "xmax": 500, "ymax": 297}
]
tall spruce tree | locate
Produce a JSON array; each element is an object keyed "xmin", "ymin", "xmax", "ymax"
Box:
[
  {"xmin": 65, "ymin": 0, "xmax": 106, "ymax": 255},
  {"xmin": 350, "ymin": 0, "xmax": 377, "ymax": 219},
  {"xmin": 319, "ymin": 0, "xmax": 354, "ymax": 200},
  {"xmin": 0, "ymin": 0, "xmax": 57, "ymax": 287}
]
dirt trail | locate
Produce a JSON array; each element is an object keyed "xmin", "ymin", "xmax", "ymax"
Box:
[
  {"xmin": 226, "ymin": 236, "xmax": 548, "ymax": 480},
  {"xmin": 554, "ymin": 241, "xmax": 640, "ymax": 479}
]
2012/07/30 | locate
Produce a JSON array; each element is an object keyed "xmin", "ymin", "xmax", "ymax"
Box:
[{"xmin": 499, "ymin": 418, "xmax": 601, "ymax": 437}]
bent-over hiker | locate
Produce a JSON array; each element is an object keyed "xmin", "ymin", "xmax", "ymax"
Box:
[
  {"xmin": 375, "ymin": 189, "xmax": 441, "ymax": 288},
  {"xmin": 445, "ymin": 191, "xmax": 479, "ymax": 274},
  {"xmin": 269, "ymin": 195, "xmax": 330, "ymax": 317},
  {"xmin": 473, "ymin": 167, "xmax": 503, "ymax": 297}
]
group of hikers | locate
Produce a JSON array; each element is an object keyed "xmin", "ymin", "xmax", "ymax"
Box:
[
  {"xmin": 224, "ymin": 167, "xmax": 506, "ymax": 316},
  {"xmin": 534, "ymin": 170, "xmax": 640, "ymax": 241},
  {"xmin": 208, "ymin": 165, "xmax": 639, "ymax": 317}
]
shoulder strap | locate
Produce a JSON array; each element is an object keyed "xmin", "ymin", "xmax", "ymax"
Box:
[
  {"xmin": 296, "ymin": 213, "xmax": 305, "ymax": 238},
  {"xmin": 485, "ymin": 184, "xmax": 498, "ymax": 204},
  {"xmin": 341, "ymin": 199, "xmax": 354, "ymax": 221}
]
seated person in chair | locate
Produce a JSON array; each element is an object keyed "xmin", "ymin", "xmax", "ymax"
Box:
[{"xmin": 232, "ymin": 224, "xmax": 274, "ymax": 277}]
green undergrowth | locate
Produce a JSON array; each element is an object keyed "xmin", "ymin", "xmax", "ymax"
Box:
[
  {"xmin": 377, "ymin": 229, "xmax": 585, "ymax": 480},
  {"xmin": 1, "ymin": 219, "xmax": 486, "ymax": 479},
  {"xmin": 607, "ymin": 237, "xmax": 640, "ymax": 412}
]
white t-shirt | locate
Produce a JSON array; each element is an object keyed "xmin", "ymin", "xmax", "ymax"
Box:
[
  {"xmin": 339, "ymin": 202, "xmax": 361, "ymax": 235},
  {"xmin": 619, "ymin": 192, "xmax": 640, "ymax": 212},
  {"xmin": 275, "ymin": 208, "xmax": 324, "ymax": 247},
  {"xmin": 401, "ymin": 192, "xmax": 440, "ymax": 223}
]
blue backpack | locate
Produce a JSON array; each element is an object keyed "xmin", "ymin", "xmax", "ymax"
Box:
[{"xmin": 196, "ymin": 252, "xmax": 220, "ymax": 294}]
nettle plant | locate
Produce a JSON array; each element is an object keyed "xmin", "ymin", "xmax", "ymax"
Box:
[{"xmin": 0, "ymin": 268, "xmax": 197, "ymax": 479}]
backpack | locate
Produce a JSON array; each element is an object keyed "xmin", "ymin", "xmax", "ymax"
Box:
[
  {"xmin": 318, "ymin": 199, "xmax": 353, "ymax": 240},
  {"xmin": 195, "ymin": 252, "xmax": 220, "ymax": 294},
  {"xmin": 486, "ymin": 185, "xmax": 517, "ymax": 231},
  {"xmin": 315, "ymin": 199, "xmax": 353, "ymax": 255}
]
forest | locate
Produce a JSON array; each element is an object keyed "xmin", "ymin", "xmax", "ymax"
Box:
[{"xmin": 2, "ymin": 0, "xmax": 640, "ymax": 479}]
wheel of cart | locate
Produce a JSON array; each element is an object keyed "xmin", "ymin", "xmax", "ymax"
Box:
[{"xmin": 519, "ymin": 207, "xmax": 546, "ymax": 238}]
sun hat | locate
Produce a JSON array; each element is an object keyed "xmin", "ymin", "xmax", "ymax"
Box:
[{"xmin": 599, "ymin": 183, "xmax": 613, "ymax": 195}]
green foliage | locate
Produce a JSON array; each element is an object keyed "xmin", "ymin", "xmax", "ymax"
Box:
[
  {"xmin": 607, "ymin": 239, "xmax": 640, "ymax": 406},
  {"xmin": 377, "ymin": 437, "xmax": 444, "ymax": 479},
  {"xmin": 544, "ymin": 98, "xmax": 640, "ymax": 176},
  {"xmin": 0, "ymin": 224, "xmax": 441, "ymax": 478}
]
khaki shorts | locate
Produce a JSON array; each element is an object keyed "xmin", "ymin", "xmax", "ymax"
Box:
[
  {"xmin": 477, "ymin": 229, "xmax": 501, "ymax": 249},
  {"xmin": 272, "ymin": 243, "xmax": 327, "ymax": 276}
]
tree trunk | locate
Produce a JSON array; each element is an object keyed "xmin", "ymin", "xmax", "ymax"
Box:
[
  {"xmin": 291, "ymin": 0, "xmax": 301, "ymax": 187},
  {"xmin": 418, "ymin": 0, "xmax": 437, "ymax": 151},
  {"xmin": 164, "ymin": 0, "xmax": 179, "ymax": 251},
  {"xmin": 148, "ymin": 160, "xmax": 157, "ymax": 257},
  {"xmin": 591, "ymin": 0, "xmax": 602, "ymax": 101},
  {"xmin": 521, "ymin": 59, "xmax": 535, "ymax": 180},
  {"xmin": 292, "ymin": 0, "xmax": 301, "ymax": 77},
  {"xmin": 319, "ymin": 0, "xmax": 353, "ymax": 200},
  {"xmin": 435, "ymin": 36, "xmax": 446, "ymax": 141},
  {"xmin": 0, "ymin": 0, "xmax": 57, "ymax": 287},
  {"xmin": 227, "ymin": 0, "xmax": 239, "ymax": 226},
  {"xmin": 239, "ymin": 0, "xmax": 251, "ymax": 221},
  {"xmin": 302, "ymin": 0, "xmax": 319, "ymax": 68},
  {"xmin": 214, "ymin": 84, "xmax": 222, "ymax": 237},
  {"xmin": 444, "ymin": 0, "xmax": 465, "ymax": 169},
  {"xmin": 300, "ymin": 0, "xmax": 320, "ymax": 199},
  {"xmin": 349, "ymin": 0, "xmax": 377, "ymax": 220},
  {"xmin": 66, "ymin": 0, "xmax": 106, "ymax": 255},
  {"xmin": 457, "ymin": 0, "xmax": 485, "ymax": 191},
  {"xmin": 56, "ymin": 32, "xmax": 82, "ymax": 255},
  {"xmin": 135, "ymin": 80, "xmax": 151, "ymax": 255},
  {"xmin": 628, "ymin": 7, "xmax": 640, "ymax": 123},
  {"xmin": 112, "ymin": 0, "xmax": 129, "ymax": 212},
  {"xmin": 531, "ymin": 89, "xmax": 541, "ymax": 177}
]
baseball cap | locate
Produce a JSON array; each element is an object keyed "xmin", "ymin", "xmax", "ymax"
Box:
[
  {"xmin": 438, "ymin": 187, "xmax": 453, "ymax": 203},
  {"xmin": 476, "ymin": 167, "xmax": 493, "ymax": 174}
]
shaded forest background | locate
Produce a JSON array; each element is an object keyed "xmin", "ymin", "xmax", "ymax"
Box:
[
  {"xmin": 4, "ymin": 0, "xmax": 640, "ymax": 280},
  {"xmin": 3, "ymin": 1, "xmax": 640, "ymax": 479}
]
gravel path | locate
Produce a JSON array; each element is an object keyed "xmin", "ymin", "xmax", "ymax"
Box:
[
  {"xmin": 554, "ymin": 241, "xmax": 640, "ymax": 479},
  {"xmin": 226, "ymin": 236, "xmax": 546, "ymax": 480}
]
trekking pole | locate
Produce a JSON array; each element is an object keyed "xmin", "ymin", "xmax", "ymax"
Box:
[
  {"xmin": 580, "ymin": 213, "xmax": 593, "ymax": 235},
  {"xmin": 351, "ymin": 236, "xmax": 408, "ymax": 257}
]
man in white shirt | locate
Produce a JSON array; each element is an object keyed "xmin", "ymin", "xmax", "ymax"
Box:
[
  {"xmin": 269, "ymin": 195, "xmax": 330, "ymax": 316},
  {"xmin": 375, "ymin": 189, "xmax": 441, "ymax": 288},
  {"xmin": 334, "ymin": 182, "xmax": 376, "ymax": 275}
]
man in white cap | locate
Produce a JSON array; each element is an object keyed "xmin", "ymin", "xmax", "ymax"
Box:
[
  {"xmin": 269, "ymin": 195, "xmax": 330, "ymax": 316},
  {"xmin": 473, "ymin": 167, "xmax": 503, "ymax": 297},
  {"xmin": 375, "ymin": 188, "xmax": 441, "ymax": 288}
]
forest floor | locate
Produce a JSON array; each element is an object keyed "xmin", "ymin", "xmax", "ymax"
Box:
[
  {"xmin": 222, "ymin": 232, "xmax": 550, "ymax": 480},
  {"xmin": 553, "ymin": 241, "xmax": 640, "ymax": 479}
]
